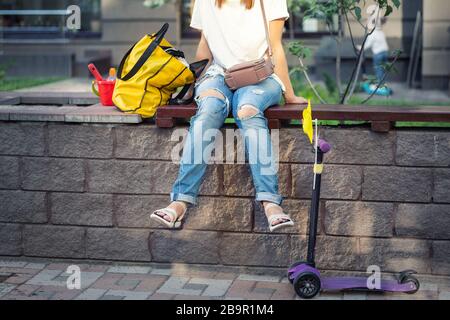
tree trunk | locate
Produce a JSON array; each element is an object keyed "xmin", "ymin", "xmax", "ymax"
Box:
[
  {"xmin": 289, "ymin": 12, "xmax": 295, "ymax": 40},
  {"xmin": 336, "ymin": 11, "xmax": 344, "ymax": 96},
  {"xmin": 175, "ymin": 0, "xmax": 182, "ymax": 47}
]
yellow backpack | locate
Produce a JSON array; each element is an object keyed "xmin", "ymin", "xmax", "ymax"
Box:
[{"xmin": 113, "ymin": 23, "xmax": 207, "ymax": 118}]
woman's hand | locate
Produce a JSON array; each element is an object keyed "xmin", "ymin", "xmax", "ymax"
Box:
[{"xmin": 284, "ymin": 94, "xmax": 308, "ymax": 105}]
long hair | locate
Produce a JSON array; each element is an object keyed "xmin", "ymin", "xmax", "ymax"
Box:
[
  {"xmin": 216, "ymin": 0, "xmax": 255, "ymax": 9},
  {"xmin": 190, "ymin": 0, "xmax": 255, "ymax": 15}
]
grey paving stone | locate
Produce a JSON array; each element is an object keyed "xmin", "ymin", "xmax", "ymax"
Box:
[
  {"xmin": 0, "ymin": 260, "xmax": 27, "ymax": 268},
  {"xmin": 69, "ymin": 97, "xmax": 98, "ymax": 105},
  {"xmin": 8, "ymin": 106, "xmax": 80, "ymax": 122},
  {"xmin": 27, "ymin": 269, "xmax": 66, "ymax": 287},
  {"xmin": 27, "ymin": 269, "xmax": 104, "ymax": 290},
  {"xmin": 0, "ymin": 95, "xmax": 20, "ymax": 106},
  {"xmin": 65, "ymin": 105, "xmax": 142, "ymax": 124},
  {"xmin": 0, "ymin": 111, "xmax": 9, "ymax": 120},
  {"xmin": 24, "ymin": 263, "xmax": 48, "ymax": 270},
  {"xmin": 0, "ymin": 283, "xmax": 17, "ymax": 298},
  {"xmin": 107, "ymin": 266, "xmax": 151, "ymax": 274},
  {"xmin": 237, "ymin": 274, "xmax": 281, "ymax": 283},
  {"xmin": 439, "ymin": 291, "xmax": 450, "ymax": 300},
  {"xmin": 150, "ymin": 268, "xmax": 172, "ymax": 276},
  {"xmin": 190, "ymin": 278, "xmax": 233, "ymax": 297},
  {"xmin": 157, "ymin": 276, "xmax": 202, "ymax": 296},
  {"xmin": 20, "ymin": 95, "xmax": 69, "ymax": 105},
  {"xmin": 32, "ymin": 289, "xmax": 55, "ymax": 298},
  {"xmin": 102, "ymin": 289, "xmax": 150, "ymax": 300},
  {"xmin": 343, "ymin": 292, "xmax": 368, "ymax": 300},
  {"xmin": 184, "ymin": 283, "xmax": 207, "ymax": 292},
  {"xmin": 75, "ymin": 288, "xmax": 107, "ymax": 300},
  {"xmin": 116, "ymin": 279, "xmax": 140, "ymax": 289}
]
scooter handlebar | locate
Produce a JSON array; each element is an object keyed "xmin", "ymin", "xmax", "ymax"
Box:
[{"xmin": 318, "ymin": 139, "xmax": 331, "ymax": 153}]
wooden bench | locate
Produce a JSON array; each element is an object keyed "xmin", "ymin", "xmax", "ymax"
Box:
[{"xmin": 156, "ymin": 103, "xmax": 450, "ymax": 132}]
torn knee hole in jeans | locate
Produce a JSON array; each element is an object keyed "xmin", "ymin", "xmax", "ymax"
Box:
[
  {"xmin": 237, "ymin": 104, "xmax": 260, "ymax": 120},
  {"xmin": 195, "ymin": 89, "xmax": 227, "ymax": 105}
]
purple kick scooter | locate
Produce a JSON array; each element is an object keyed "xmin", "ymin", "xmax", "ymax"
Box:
[{"xmin": 287, "ymin": 138, "xmax": 420, "ymax": 299}]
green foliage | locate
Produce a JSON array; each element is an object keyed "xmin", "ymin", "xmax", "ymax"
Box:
[
  {"xmin": 0, "ymin": 61, "xmax": 15, "ymax": 81},
  {"xmin": 323, "ymin": 72, "xmax": 337, "ymax": 95},
  {"xmin": 142, "ymin": 0, "xmax": 172, "ymax": 9},
  {"xmin": 288, "ymin": 0, "xmax": 401, "ymax": 24},
  {"xmin": 0, "ymin": 77, "xmax": 64, "ymax": 91},
  {"xmin": 287, "ymin": 41, "xmax": 312, "ymax": 60},
  {"xmin": 0, "ymin": 66, "xmax": 6, "ymax": 81}
]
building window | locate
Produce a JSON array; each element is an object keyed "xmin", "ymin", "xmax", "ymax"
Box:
[
  {"xmin": 181, "ymin": 0, "xmax": 196, "ymax": 38},
  {"xmin": 0, "ymin": 0, "xmax": 101, "ymax": 40},
  {"xmin": 285, "ymin": 11, "xmax": 336, "ymax": 39},
  {"xmin": 180, "ymin": 0, "xmax": 334, "ymax": 39}
]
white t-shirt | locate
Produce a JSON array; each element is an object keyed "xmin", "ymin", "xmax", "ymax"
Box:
[
  {"xmin": 364, "ymin": 28, "xmax": 389, "ymax": 55},
  {"xmin": 190, "ymin": 0, "xmax": 290, "ymax": 69}
]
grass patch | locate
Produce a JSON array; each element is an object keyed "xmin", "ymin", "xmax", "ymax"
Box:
[
  {"xmin": 0, "ymin": 77, "xmax": 65, "ymax": 91},
  {"xmin": 288, "ymin": 73, "xmax": 450, "ymax": 128}
]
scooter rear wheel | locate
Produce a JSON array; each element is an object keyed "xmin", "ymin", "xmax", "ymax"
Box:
[
  {"xmin": 400, "ymin": 274, "xmax": 420, "ymax": 294},
  {"xmin": 293, "ymin": 272, "xmax": 321, "ymax": 299}
]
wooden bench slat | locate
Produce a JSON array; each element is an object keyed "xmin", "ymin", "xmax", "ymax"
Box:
[{"xmin": 157, "ymin": 103, "xmax": 450, "ymax": 120}]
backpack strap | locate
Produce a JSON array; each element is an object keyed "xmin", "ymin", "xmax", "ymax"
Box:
[{"xmin": 117, "ymin": 23, "xmax": 169, "ymax": 81}]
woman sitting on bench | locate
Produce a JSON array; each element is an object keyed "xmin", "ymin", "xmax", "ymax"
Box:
[{"xmin": 151, "ymin": 0, "xmax": 307, "ymax": 232}]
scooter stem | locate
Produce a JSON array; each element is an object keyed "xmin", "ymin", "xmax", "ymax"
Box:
[{"xmin": 306, "ymin": 149, "xmax": 324, "ymax": 266}]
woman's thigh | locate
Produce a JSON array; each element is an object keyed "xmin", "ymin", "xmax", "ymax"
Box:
[
  {"xmin": 231, "ymin": 76, "xmax": 283, "ymax": 118},
  {"xmin": 194, "ymin": 72, "xmax": 234, "ymax": 116}
]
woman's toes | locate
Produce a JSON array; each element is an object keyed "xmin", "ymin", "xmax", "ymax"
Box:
[
  {"xmin": 272, "ymin": 218, "xmax": 288, "ymax": 226},
  {"xmin": 156, "ymin": 212, "xmax": 172, "ymax": 222}
]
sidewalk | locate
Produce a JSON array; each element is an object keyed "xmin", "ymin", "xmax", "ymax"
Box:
[
  {"xmin": 14, "ymin": 78, "xmax": 450, "ymax": 104},
  {"xmin": 0, "ymin": 258, "xmax": 449, "ymax": 300},
  {"xmin": 15, "ymin": 78, "xmax": 91, "ymax": 93}
]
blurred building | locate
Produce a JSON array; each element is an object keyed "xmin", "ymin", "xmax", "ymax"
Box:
[{"xmin": 0, "ymin": 0, "xmax": 448, "ymax": 90}]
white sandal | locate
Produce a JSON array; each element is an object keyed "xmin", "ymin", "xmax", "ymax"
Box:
[
  {"xmin": 265, "ymin": 203, "xmax": 295, "ymax": 232},
  {"xmin": 150, "ymin": 202, "xmax": 187, "ymax": 229}
]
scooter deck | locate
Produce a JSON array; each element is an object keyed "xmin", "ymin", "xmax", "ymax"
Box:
[{"xmin": 321, "ymin": 277, "xmax": 415, "ymax": 293}]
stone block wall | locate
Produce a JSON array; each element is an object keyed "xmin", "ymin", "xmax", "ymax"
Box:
[{"xmin": 0, "ymin": 121, "xmax": 449, "ymax": 276}]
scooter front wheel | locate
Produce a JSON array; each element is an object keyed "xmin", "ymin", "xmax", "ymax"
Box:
[
  {"xmin": 293, "ymin": 272, "xmax": 321, "ymax": 299},
  {"xmin": 287, "ymin": 261, "xmax": 307, "ymax": 284}
]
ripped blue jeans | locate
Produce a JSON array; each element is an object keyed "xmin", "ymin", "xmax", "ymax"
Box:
[{"xmin": 170, "ymin": 67, "xmax": 283, "ymax": 206}]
